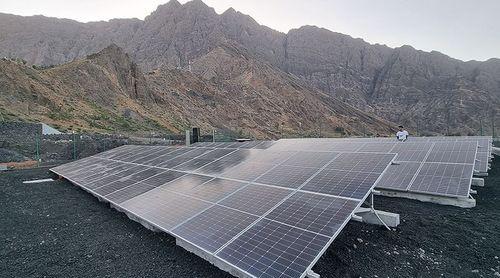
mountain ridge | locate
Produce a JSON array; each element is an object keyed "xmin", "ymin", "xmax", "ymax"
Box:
[
  {"xmin": 0, "ymin": 44, "xmax": 395, "ymax": 138},
  {"xmin": 0, "ymin": 0, "xmax": 498, "ymax": 135}
]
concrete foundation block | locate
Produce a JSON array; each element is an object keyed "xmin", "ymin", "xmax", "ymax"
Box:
[
  {"xmin": 353, "ymin": 207, "xmax": 400, "ymax": 227},
  {"xmin": 471, "ymin": 178, "xmax": 485, "ymax": 187}
]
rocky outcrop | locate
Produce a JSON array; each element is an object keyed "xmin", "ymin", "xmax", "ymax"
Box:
[
  {"xmin": 0, "ymin": 0, "xmax": 498, "ymax": 135},
  {"xmin": 0, "ymin": 45, "xmax": 395, "ymax": 138}
]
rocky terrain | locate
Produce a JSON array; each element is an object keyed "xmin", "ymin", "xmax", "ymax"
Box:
[
  {"xmin": 0, "ymin": 44, "xmax": 393, "ymax": 138},
  {"xmin": 0, "ymin": 0, "xmax": 499, "ymax": 135}
]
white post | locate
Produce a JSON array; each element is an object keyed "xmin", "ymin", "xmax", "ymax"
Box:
[
  {"xmin": 212, "ymin": 129, "xmax": 215, "ymax": 143},
  {"xmin": 185, "ymin": 130, "xmax": 190, "ymax": 146}
]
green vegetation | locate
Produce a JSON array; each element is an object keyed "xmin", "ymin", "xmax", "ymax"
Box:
[
  {"xmin": 48, "ymin": 110, "xmax": 74, "ymax": 121},
  {"xmin": 86, "ymin": 102, "xmax": 171, "ymax": 133}
]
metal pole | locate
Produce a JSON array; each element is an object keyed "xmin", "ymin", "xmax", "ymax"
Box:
[
  {"xmin": 493, "ymin": 115, "xmax": 496, "ymax": 138},
  {"xmin": 35, "ymin": 136, "xmax": 40, "ymax": 167},
  {"xmin": 72, "ymin": 132, "xmax": 76, "ymax": 160},
  {"xmin": 212, "ymin": 129, "xmax": 215, "ymax": 143}
]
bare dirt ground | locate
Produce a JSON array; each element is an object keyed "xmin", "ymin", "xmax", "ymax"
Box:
[{"xmin": 1, "ymin": 158, "xmax": 499, "ymax": 278}]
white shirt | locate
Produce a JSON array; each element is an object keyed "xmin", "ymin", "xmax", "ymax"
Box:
[{"xmin": 396, "ymin": 130, "xmax": 409, "ymax": 141}]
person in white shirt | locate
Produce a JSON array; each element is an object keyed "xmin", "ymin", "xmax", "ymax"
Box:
[{"xmin": 396, "ymin": 126, "xmax": 409, "ymax": 141}]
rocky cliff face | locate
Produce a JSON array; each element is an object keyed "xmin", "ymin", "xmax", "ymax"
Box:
[
  {"xmin": 0, "ymin": 45, "xmax": 393, "ymax": 138},
  {"xmin": 0, "ymin": 0, "xmax": 498, "ymax": 135}
]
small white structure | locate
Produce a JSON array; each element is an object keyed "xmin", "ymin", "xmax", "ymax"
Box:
[{"xmin": 41, "ymin": 123, "xmax": 62, "ymax": 135}]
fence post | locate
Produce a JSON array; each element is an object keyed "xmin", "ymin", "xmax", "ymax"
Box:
[
  {"xmin": 72, "ymin": 132, "xmax": 77, "ymax": 160},
  {"xmin": 35, "ymin": 135, "xmax": 40, "ymax": 167},
  {"xmin": 185, "ymin": 130, "xmax": 190, "ymax": 146}
]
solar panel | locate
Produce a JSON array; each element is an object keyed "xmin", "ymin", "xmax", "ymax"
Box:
[
  {"xmin": 51, "ymin": 143, "xmax": 396, "ymax": 278},
  {"xmin": 191, "ymin": 141, "xmax": 275, "ymax": 149},
  {"xmin": 376, "ymin": 162, "xmax": 421, "ymax": 191},
  {"xmin": 303, "ymin": 169, "xmax": 381, "ymax": 199},
  {"xmin": 121, "ymin": 190, "xmax": 212, "ymax": 230},
  {"xmin": 409, "ymin": 163, "xmax": 474, "ymax": 197},
  {"xmin": 217, "ymin": 218, "xmax": 330, "ymax": 278},
  {"xmin": 265, "ymin": 191, "xmax": 359, "ymax": 237},
  {"xmin": 425, "ymin": 141, "xmax": 477, "ymax": 164},
  {"xmin": 218, "ymin": 184, "xmax": 293, "ymax": 216},
  {"xmin": 172, "ymin": 205, "xmax": 259, "ymax": 253},
  {"xmin": 272, "ymin": 137, "xmax": 485, "ymax": 199},
  {"xmin": 255, "ymin": 165, "xmax": 320, "ymax": 189}
]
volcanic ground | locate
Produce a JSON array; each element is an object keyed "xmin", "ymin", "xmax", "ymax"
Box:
[{"xmin": 1, "ymin": 158, "xmax": 499, "ymax": 278}]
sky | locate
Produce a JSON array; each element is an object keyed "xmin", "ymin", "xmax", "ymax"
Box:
[{"xmin": 1, "ymin": 0, "xmax": 498, "ymax": 61}]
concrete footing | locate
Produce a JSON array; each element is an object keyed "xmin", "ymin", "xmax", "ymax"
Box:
[
  {"xmin": 471, "ymin": 178, "xmax": 485, "ymax": 187},
  {"xmin": 352, "ymin": 207, "xmax": 400, "ymax": 227},
  {"xmin": 375, "ymin": 190, "xmax": 476, "ymax": 208}
]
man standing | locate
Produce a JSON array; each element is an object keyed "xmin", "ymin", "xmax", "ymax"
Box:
[{"xmin": 396, "ymin": 126, "xmax": 409, "ymax": 141}]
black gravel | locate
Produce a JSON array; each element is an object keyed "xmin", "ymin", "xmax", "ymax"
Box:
[
  {"xmin": 1, "ymin": 160, "xmax": 499, "ymax": 278},
  {"xmin": 0, "ymin": 148, "xmax": 28, "ymax": 163}
]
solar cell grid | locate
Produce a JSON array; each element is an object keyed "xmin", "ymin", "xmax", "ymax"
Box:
[
  {"xmin": 280, "ymin": 151, "xmax": 335, "ymax": 168},
  {"xmin": 159, "ymin": 153, "xmax": 207, "ymax": 169},
  {"xmin": 302, "ymin": 169, "xmax": 381, "ymax": 199},
  {"xmin": 390, "ymin": 142, "xmax": 432, "ymax": 162},
  {"xmin": 78, "ymin": 161, "xmax": 131, "ymax": 184},
  {"xmin": 409, "ymin": 163, "xmax": 473, "ymax": 197},
  {"xmin": 121, "ymin": 190, "xmax": 212, "ymax": 230},
  {"xmin": 195, "ymin": 159, "xmax": 244, "ymax": 175},
  {"xmin": 326, "ymin": 153, "xmax": 395, "ymax": 174},
  {"xmin": 358, "ymin": 142, "xmax": 395, "ymax": 153},
  {"xmin": 174, "ymin": 159, "xmax": 219, "ymax": 171},
  {"xmin": 245, "ymin": 151, "xmax": 294, "ymax": 165},
  {"xmin": 425, "ymin": 142, "xmax": 477, "ymax": 164},
  {"xmin": 52, "ymin": 157, "xmax": 100, "ymax": 174},
  {"xmin": 254, "ymin": 141, "xmax": 274, "ymax": 149},
  {"xmin": 141, "ymin": 170, "xmax": 186, "ymax": 187},
  {"xmin": 172, "ymin": 148, "xmax": 236, "ymax": 172},
  {"xmin": 376, "ymin": 162, "xmax": 421, "ymax": 191},
  {"xmin": 52, "ymin": 143, "xmax": 401, "ymax": 278},
  {"xmin": 265, "ymin": 191, "xmax": 359, "ymax": 237},
  {"xmin": 93, "ymin": 175, "xmax": 142, "ymax": 196},
  {"xmin": 131, "ymin": 147, "xmax": 176, "ymax": 164},
  {"xmin": 92, "ymin": 167, "xmax": 165, "ymax": 196},
  {"xmin": 172, "ymin": 205, "xmax": 259, "ymax": 253},
  {"xmin": 163, "ymin": 176, "xmax": 247, "ymax": 203},
  {"xmin": 219, "ymin": 184, "xmax": 292, "ymax": 216},
  {"xmin": 105, "ymin": 181, "xmax": 158, "ymax": 204},
  {"xmin": 87, "ymin": 165, "xmax": 148, "ymax": 190},
  {"xmin": 218, "ymin": 149, "xmax": 254, "ymax": 162},
  {"xmin": 160, "ymin": 174, "xmax": 213, "ymax": 194},
  {"xmin": 112, "ymin": 146, "xmax": 161, "ymax": 162},
  {"xmin": 220, "ymin": 162, "xmax": 275, "ymax": 182},
  {"xmin": 217, "ymin": 218, "xmax": 330, "ymax": 278},
  {"xmin": 255, "ymin": 165, "xmax": 320, "ymax": 189},
  {"xmin": 104, "ymin": 145, "xmax": 143, "ymax": 160},
  {"xmin": 214, "ymin": 142, "xmax": 237, "ymax": 148},
  {"xmin": 239, "ymin": 141, "xmax": 263, "ymax": 149}
]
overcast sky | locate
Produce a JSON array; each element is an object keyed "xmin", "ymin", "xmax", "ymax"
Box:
[{"xmin": 1, "ymin": 0, "xmax": 498, "ymax": 61}]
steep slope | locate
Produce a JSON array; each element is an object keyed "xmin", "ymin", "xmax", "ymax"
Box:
[
  {"xmin": 0, "ymin": 45, "xmax": 395, "ymax": 138},
  {"xmin": 0, "ymin": 0, "xmax": 498, "ymax": 135}
]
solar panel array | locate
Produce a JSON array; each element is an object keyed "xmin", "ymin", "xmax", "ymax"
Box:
[
  {"xmin": 267, "ymin": 137, "xmax": 490, "ymax": 199},
  {"xmin": 52, "ymin": 144, "xmax": 395, "ymax": 278}
]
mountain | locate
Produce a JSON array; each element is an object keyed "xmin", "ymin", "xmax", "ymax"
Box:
[
  {"xmin": 0, "ymin": 44, "xmax": 394, "ymax": 138},
  {"xmin": 0, "ymin": 0, "xmax": 498, "ymax": 135}
]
